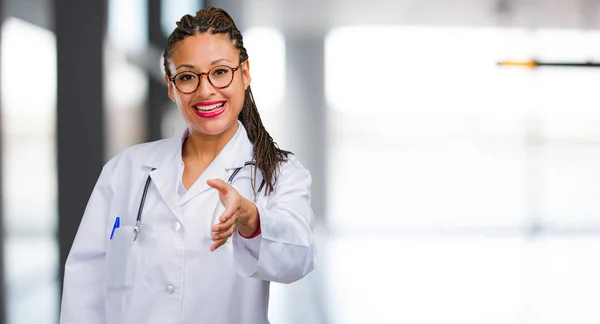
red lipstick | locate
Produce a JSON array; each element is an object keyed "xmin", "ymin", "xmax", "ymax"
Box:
[{"xmin": 192, "ymin": 101, "xmax": 226, "ymax": 118}]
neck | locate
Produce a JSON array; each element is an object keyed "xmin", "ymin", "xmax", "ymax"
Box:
[{"xmin": 183, "ymin": 122, "xmax": 240, "ymax": 166}]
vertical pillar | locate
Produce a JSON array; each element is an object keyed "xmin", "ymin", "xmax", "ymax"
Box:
[
  {"xmin": 0, "ymin": 0, "xmax": 6, "ymax": 322},
  {"xmin": 147, "ymin": 0, "xmax": 168, "ymax": 141},
  {"xmin": 284, "ymin": 31, "xmax": 327, "ymax": 222},
  {"xmin": 55, "ymin": 0, "xmax": 107, "ymax": 288}
]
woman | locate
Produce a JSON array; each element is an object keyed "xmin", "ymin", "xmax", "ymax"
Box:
[{"xmin": 60, "ymin": 7, "xmax": 315, "ymax": 324}]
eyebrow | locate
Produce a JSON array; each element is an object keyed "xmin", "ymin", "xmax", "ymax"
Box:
[
  {"xmin": 176, "ymin": 64, "xmax": 195, "ymax": 71},
  {"xmin": 211, "ymin": 58, "xmax": 232, "ymax": 65},
  {"xmin": 175, "ymin": 59, "xmax": 233, "ymax": 71}
]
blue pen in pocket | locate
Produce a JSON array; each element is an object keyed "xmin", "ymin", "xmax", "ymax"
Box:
[{"xmin": 110, "ymin": 216, "xmax": 120, "ymax": 240}]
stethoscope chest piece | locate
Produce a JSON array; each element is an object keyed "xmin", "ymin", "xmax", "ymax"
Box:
[{"xmin": 133, "ymin": 219, "xmax": 143, "ymax": 242}]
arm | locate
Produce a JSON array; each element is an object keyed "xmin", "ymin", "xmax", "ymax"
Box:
[
  {"xmin": 232, "ymin": 157, "xmax": 315, "ymax": 284},
  {"xmin": 60, "ymin": 166, "xmax": 112, "ymax": 324}
]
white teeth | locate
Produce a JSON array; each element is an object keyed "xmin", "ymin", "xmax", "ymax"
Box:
[{"xmin": 195, "ymin": 102, "xmax": 224, "ymax": 111}]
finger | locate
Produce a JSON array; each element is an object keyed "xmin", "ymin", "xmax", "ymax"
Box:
[
  {"xmin": 212, "ymin": 219, "xmax": 234, "ymax": 238},
  {"xmin": 206, "ymin": 179, "xmax": 230, "ymax": 195},
  {"xmin": 210, "ymin": 237, "xmax": 228, "ymax": 252},
  {"xmin": 212, "ymin": 223, "xmax": 233, "ymax": 237},
  {"xmin": 213, "ymin": 205, "xmax": 241, "ymax": 231},
  {"xmin": 212, "ymin": 209, "xmax": 238, "ymax": 234},
  {"xmin": 212, "ymin": 219, "xmax": 239, "ymax": 241}
]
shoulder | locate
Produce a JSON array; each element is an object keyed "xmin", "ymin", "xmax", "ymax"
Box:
[
  {"xmin": 279, "ymin": 154, "xmax": 308, "ymax": 176},
  {"xmin": 101, "ymin": 137, "xmax": 179, "ymax": 175},
  {"xmin": 274, "ymin": 154, "xmax": 312, "ymax": 191}
]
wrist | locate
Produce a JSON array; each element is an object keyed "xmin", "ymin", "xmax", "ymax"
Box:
[{"xmin": 238, "ymin": 200, "xmax": 260, "ymax": 238}]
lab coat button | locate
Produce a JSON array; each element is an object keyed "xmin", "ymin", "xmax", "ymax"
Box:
[
  {"xmin": 173, "ymin": 221, "xmax": 181, "ymax": 232},
  {"xmin": 165, "ymin": 285, "xmax": 175, "ymax": 294}
]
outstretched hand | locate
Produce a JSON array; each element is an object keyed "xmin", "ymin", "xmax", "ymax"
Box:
[{"xmin": 206, "ymin": 179, "xmax": 259, "ymax": 252}]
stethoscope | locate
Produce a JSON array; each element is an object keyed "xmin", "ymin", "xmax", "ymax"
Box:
[{"xmin": 133, "ymin": 161, "xmax": 265, "ymax": 241}]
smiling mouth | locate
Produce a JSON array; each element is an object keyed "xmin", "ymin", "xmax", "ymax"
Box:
[{"xmin": 194, "ymin": 102, "xmax": 225, "ymax": 112}]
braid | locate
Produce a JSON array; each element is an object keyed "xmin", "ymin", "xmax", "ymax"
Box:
[
  {"xmin": 163, "ymin": 7, "xmax": 291, "ymax": 195},
  {"xmin": 239, "ymin": 87, "xmax": 291, "ymax": 194}
]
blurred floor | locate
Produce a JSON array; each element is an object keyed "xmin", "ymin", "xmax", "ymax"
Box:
[
  {"xmin": 7, "ymin": 230, "xmax": 600, "ymax": 324},
  {"xmin": 5, "ymin": 236, "xmax": 58, "ymax": 324},
  {"xmin": 317, "ymin": 233, "xmax": 600, "ymax": 324}
]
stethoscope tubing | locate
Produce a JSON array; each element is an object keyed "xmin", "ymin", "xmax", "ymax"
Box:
[{"xmin": 133, "ymin": 162, "xmax": 265, "ymax": 240}]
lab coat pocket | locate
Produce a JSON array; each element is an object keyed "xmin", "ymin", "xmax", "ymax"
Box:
[{"xmin": 106, "ymin": 225, "xmax": 136, "ymax": 290}]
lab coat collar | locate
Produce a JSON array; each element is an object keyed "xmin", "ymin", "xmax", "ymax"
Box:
[
  {"xmin": 216, "ymin": 121, "xmax": 254, "ymax": 170},
  {"xmin": 141, "ymin": 137, "xmax": 182, "ymax": 219}
]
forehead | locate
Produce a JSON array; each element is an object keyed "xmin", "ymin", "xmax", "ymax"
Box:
[{"xmin": 169, "ymin": 33, "xmax": 237, "ymax": 66}]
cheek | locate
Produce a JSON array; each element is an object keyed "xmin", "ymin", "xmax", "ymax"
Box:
[
  {"xmin": 222, "ymin": 88, "xmax": 246, "ymax": 113},
  {"xmin": 174, "ymin": 93, "xmax": 190, "ymax": 107},
  {"xmin": 174, "ymin": 95, "xmax": 193, "ymax": 116}
]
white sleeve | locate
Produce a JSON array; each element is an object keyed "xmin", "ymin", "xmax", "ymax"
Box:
[
  {"xmin": 232, "ymin": 156, "xmax": 315, "ymax": 284},
  {"xmin": 60, "ymin": 166, "xmax": 112, "ymax": 324}
]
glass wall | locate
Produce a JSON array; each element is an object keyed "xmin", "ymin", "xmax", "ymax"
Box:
[
  {"xmin": 1, "ymin": 17, "xmax": 58, "ymax": 324},
  {"xmin": 323, "ymin": 26, "xmax": 600, "ymax": 323},
  {"xmin": 105, "ymin": 0, "xmax": 148, "ymax": 157}
]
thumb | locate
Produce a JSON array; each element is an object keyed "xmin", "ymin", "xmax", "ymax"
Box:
[{"xmin": 207, "ymin": 179, "xmax": 229, "ymax": 195}]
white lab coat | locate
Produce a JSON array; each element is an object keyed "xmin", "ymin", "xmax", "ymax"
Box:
[{"xmin": 60, "ymin": 122, "xmax": 315, "ymax": 324}]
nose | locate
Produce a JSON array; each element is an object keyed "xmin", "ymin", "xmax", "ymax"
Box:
[{"xmin": 195, "ymin": 73, "xmax": 215, "ymax": 98}]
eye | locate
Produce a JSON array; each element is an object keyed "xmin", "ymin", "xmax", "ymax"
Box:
[
  {"xmin": 211, "ymin": 68, "xmax": 230, "ymax": 76},
  {"xmin": 176, "ymin": 73, "xmax": 197, "ymax": 82}
]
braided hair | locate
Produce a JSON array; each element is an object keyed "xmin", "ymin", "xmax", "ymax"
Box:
[{"xmin": 163, "ymin": 7, "xmax": 291, "ymax": 195}]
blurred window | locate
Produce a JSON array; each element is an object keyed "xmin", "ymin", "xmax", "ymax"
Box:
[
  {"xmin": 325, "ymin": 26, "xmax": 600, "ymax": 232},
  {"xmin": 1, "ymin": 17, "xmax": 59, "ymax": 324}
]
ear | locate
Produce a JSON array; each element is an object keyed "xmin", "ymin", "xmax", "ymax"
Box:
[
  {"xmin": 165, "ymin": 75, "xmax": 176, "ymax": 102},
  {"xmin": 241, "ymin": 60, "xmax": 251, "ymax": 91}
]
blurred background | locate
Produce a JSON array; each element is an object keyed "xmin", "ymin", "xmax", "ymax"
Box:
[{"xmin": 2, "ymin": 0, "xmax": 600, "ymax": 323}]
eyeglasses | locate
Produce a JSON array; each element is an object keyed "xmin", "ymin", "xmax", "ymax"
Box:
[{"xmin": 169, "ymin": 60, "xmax": 245, "ymax": 94}]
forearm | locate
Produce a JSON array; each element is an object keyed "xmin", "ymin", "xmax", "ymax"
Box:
[
  {"xmin": 233, "ymin": 203, "xmax": 315, "ymax": 284},
  {"xmin": 233, "ymin": 157, "xmax": 315, "ymax": 283}
]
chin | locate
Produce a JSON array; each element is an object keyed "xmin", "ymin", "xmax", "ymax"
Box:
[{"xmin": 190, "ymin": 118, "xmax": 238, "ymax": 136}]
